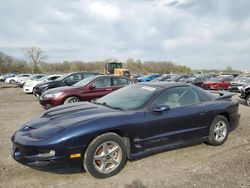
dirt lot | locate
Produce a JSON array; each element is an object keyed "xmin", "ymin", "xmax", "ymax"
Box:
[{"xmin": 0, "ymin": 82, "xmax": 249, "ymax": 188}]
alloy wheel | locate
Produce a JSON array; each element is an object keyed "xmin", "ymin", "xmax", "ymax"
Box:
[
  {"xmin": 213, "ymin": 120, "xmax": 227, "ymax": 142},
  {"xmin": 93, "ymin": 141, "xmax": 122, "ymax": 174}
]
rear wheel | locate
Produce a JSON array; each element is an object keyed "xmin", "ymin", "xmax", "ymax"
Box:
[
  {"xmin": 10, "ymin": 79, "xmax": 15, "ymax": 84},
  {"xmin": 83, "ymin": 133, "xmax": 127, "ymax": 178},
  {"xmin": 64, "ymin": 96, "xmax": 80, "ymax": 104},
  {"xmin": 207, "ymin": 115, "xmax": 229, "ymax": 146}
]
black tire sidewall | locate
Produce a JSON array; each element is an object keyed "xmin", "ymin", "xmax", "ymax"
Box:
[
  {"xmin": 208, "ymin": 115, "xmax": 229, "ymax": 146},
  {"xmin": 83, "ymin": 133, "xmax": 127, "ymax": 179}
]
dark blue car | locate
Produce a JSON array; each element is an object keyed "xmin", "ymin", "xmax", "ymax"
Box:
[{"xmin": 11, "ymin": 82, "xmax": 240, "ymax": 178}]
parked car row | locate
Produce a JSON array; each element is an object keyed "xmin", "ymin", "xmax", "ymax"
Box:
[
  {"xmin": 3, "ymin": 71, "xmax": 133, "ymax": 109},
  {"xmin": 2, "ymin": 72, "xmax": 250, "ymax": 107}
]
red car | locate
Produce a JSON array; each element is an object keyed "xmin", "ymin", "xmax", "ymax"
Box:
[
  {"xmin": 39, "ymin": 75, "xmax": 133, "ymax": 109},
  {"xmin": 202, "ymin": 75, "xmax": 234, "ymax": 90}
]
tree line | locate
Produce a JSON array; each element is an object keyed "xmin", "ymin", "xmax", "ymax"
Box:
[{"xmin": 0, "ymin": 47, "xmax": 242, "ymax": 75}]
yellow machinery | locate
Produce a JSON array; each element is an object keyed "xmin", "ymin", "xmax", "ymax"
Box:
[{"xmin": 114, "ymin": 68, "xmax": 130, "ymax": 78}]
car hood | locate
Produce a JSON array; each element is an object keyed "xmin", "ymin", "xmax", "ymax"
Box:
[
  {"xmin": 42, "ymin": 86, "xmax": 72, "ymax": 95},
  {"xmin": 37, "ymin": 80, "xmax": 61, "ymax": 87},
  {"xmin": 17, "ymin": 102, "xmax": 121, "ymax": 140}
]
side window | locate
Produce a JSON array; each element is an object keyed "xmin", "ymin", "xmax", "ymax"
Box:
[
  {"xmin": 67, "ymin": 73, "xmax": 82, "ymax": 81},
  {"xmin": 154, "ymin": 87, "xmax": 200, "ymax": 109},
  {"xmin": 113, "ymin": 78, "xmax": 128, "ymax": 86},
  {"xmin": 83, "ymin": 73, "xmax": 95, "ymax": 79},
  {"xmin": 94, "ymin": 77, "xmax": 111, "ymax": 88},
  {"xmin": 48, "ymin": 76, "xmax": 58, "ymax": 81}
]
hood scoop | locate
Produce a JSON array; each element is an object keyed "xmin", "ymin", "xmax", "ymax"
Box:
[{"xmin": 41, "ymin": 102, "xmax": 98, "ymax": 119}]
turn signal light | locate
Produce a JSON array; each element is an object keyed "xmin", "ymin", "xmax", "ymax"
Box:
[{"xmin": 70, "ymin": 153, "xmax": 81, "ymax": 158}]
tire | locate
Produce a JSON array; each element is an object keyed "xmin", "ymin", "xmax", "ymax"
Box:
[
  {"xmin": 10, "ymin": 79, "xmax": 15, "ymax": 84},
  {"xmin": 63, "ymin": 96, "xmax": 80, "ymax": 104},
  {"xmin": 207, "ymin": 115, "xmax": 229, "ymax": 146},
  {"xmin": 83, "ymin": 133, "xmax": 127, "ymax": 179},
  {"xmin": 246, "ymin": 95, "xmax": 250, "ymax": 106}
]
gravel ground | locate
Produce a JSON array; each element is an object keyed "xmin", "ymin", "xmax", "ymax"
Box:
[{"xmin": 0, "ymin": 82, "xmax": 249, "ymax": 188}]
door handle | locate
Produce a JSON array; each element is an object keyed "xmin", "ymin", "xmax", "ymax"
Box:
[
  {"xmin": 106, "ymin": 88, "xmax": 112, "ymax": 91},
  {"xmin": 199, "ymin": 110, "xmax": 208, "ymax": 116}
]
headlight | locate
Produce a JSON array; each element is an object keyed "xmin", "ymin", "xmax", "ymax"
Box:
[
  {"xmin": 44, "ymin": 92, "xmax": 63, "ymax": 99},
  {"xmin": 29, "ymin": 150, "xmax": 55, "ymax": 159}
]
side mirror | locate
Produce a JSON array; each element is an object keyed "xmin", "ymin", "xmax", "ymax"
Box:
[
  {"xmin": 151, "ymin": 105, "xmax": 170, "ymax": 113},
  {"xmin": 89, "ymin": 84, "xmax": 96, "ymax": 90}
]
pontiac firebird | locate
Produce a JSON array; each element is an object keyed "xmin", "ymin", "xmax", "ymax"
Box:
[{"xmin": 11, "ymin": 82, "xmax": 240, "ymax": 178}]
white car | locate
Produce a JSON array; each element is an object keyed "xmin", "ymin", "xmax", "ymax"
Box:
[
  {"xmin": 23, "ymin": 75, "xmax": 62, "ymax": 93},
  {"xmin": 5, "ymin": 74, "xmax": 32, "ymax": 84},
  {"xmin": 16, "ymin": 74, "xmax": 46, "ymax": 87}
]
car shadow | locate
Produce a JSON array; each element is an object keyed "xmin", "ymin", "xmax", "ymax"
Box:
[{"xmin": 31, "ymin": 166, "xmax": 85, "ymax": 175}]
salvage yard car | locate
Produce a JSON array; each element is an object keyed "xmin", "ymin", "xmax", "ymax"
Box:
[
  {"xmin": 16, "ymin": 74, "xmax": 46, "ymax": 88},
  {"xmin": 39, "ymin": 75, "xmax": 132, "ymax": 109},
  {"xmin": 202, "ymin": 75, "xmax": 234, "ymax": 90},
  {"xmin": 23, "ymin": 75, "xmax": 62, "ymax": 94},
  {"xmin": 11, "ymin": 82, "xmax": 240, "ymax": 178},
  {"xmin": 5, "ymin": 74, "xmax": 32, "ymax": 84},
  {"xmin": 228, "ymin": 77, "xmax": 250, "ymax": 93},
  {"xmin": 33, "ymin": 72, "xmax": 101, "ymax": 97},
  {"xmin": 239, "ymin": 85, "xmax": 250, "ymax": 106}
]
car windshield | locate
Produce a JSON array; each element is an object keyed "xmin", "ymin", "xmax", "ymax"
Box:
[
  {"xmin": 36, "ymin": 76, "xmax": 47, "ymax": 81},
  {"xmin": 30, "ymin": 75, "xmax": 45, "ymax": 80},
  {"xmin": 208, "ymin": 77, "xmax": 224, "ymax": 81},
  {"xmin": 55, "ymin": 74, "xmax": 70, "ymax": 81},
  {"xmin": 73, "ymin": 76, "xmax": 97, "ymax": 86},
  {"xmin": 94, "ymin": 84, "xmax": 160, "ymax": 110}
]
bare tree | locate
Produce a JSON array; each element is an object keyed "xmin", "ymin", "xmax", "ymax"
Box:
[{"xmin": 22, "ymin": 47, "xmax": 46, "ymax": 73}]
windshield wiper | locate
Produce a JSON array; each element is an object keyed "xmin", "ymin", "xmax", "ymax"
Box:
[{"xmin": 93, "ymin": 101, "xmax": 124, "ymax": 111}]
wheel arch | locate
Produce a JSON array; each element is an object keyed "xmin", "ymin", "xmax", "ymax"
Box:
[
  {"xmin": 84, "ymin": 130, "xmax": 131, "ymax": 159},
  {"xmin": 219, "ymin": 112, "xmax": 229, "ymax": 122}
]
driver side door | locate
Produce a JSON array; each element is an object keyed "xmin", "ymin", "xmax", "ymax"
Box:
[{"xmin": 143, "ymin": 86, "xmax": 209, "ymax": 149}]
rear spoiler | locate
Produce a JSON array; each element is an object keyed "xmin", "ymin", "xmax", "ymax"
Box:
[{"xmin": 209, "ymin": 90, "xmax": 236, "ymax": 100}]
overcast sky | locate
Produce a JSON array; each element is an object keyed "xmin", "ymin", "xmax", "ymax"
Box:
[{"xmin": 0, "ymin": 0, "xmax": 250, "ymax": 70}]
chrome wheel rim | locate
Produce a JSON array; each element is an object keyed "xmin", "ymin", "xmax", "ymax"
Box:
[
  {"xmin": 69, "ymin": 98, "xmax": 78, "ymax": 103},
  {"xmin": 93, "ymin": 141, "xmax": 122, "ymax": 174},
  {"xmin": 214, "ymin": 120, "xmax": 227, "ymax": 142}
]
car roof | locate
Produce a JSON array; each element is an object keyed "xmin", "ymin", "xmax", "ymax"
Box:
[
  {"xmin": 88, "ymin": 75, "xmax": 130, "ymax": 79},
  {"xmin": 141, "ymin": 81, "xmax": 190, "ymax": 88}
]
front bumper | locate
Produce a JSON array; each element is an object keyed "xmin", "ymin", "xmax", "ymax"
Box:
[
  {"xmin": 23, "ymin": 86, "xmax": 33, "ymax": 93},
  {"xmin": 39, "ymin": 97, "xmax": 63, "ymax": 109},
  {"xmin": 11, "ymin": 139, "xmax": 84, "ymax": 171}
]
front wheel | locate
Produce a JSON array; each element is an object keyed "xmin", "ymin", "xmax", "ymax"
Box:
[
  {"xmin": 64, "ymin": 96, "xmax": 80, "ymax": 104},
  {"xmin": 83, "ymin": 133, "xmax": 127, "ymax": 178},
  {"xmin": 10, "ymin": 79, "xmax": 15, "ymax": 84},
  {"xmin": 207, "ymin": 115, "xmax": 229, "ymax": 146}
]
